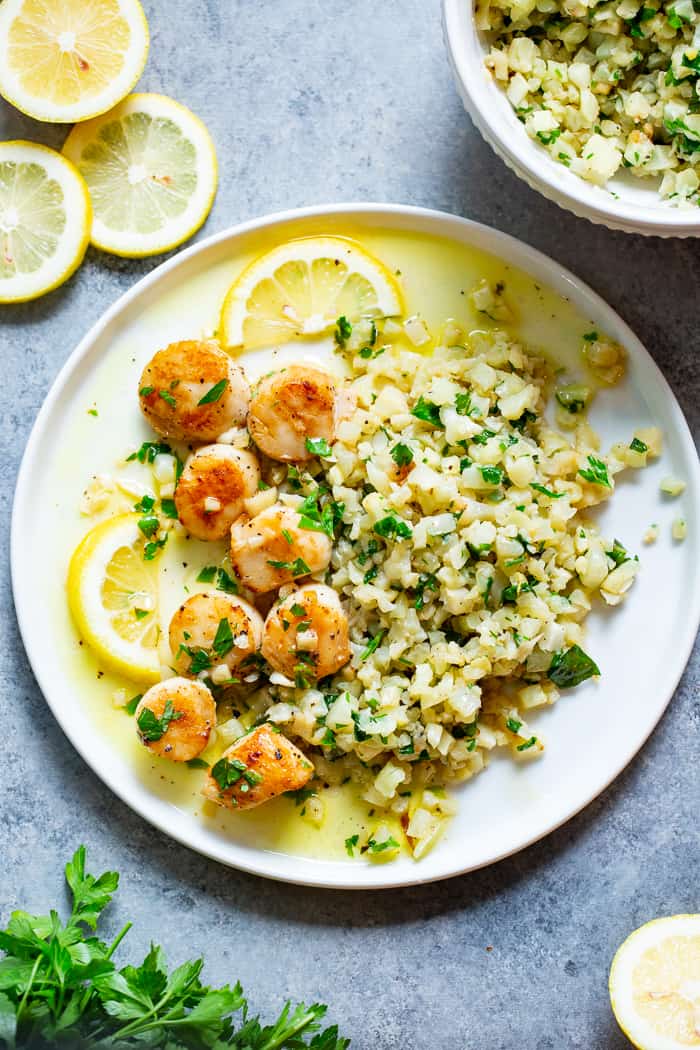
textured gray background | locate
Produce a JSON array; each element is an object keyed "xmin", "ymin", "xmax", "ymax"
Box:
[{"xmin": 1, "ymin": 1, "xmax": 698, "ymax": 1047}]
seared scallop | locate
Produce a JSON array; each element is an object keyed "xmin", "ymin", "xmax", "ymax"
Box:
[
  {"xmin": 201, "ymin": 724, "xmax": 314, "ymax": 810},
  {"xmin": 175, "ymin": 445, "xmax": 260, "ymax": 541},
  {"xmin": 229, "ymin": 502, "xmax": 332, "ymax": 593},
  {"xmin": 138, "ymin": 340, "xmax": 249, "ymax": 442},
  {"xmin": 135, "ymin": 677, "xmax": 216, "ymax": 762},
  {"xmin": 169, "ymin": 593, "xmax": 263, "ymax": 680},
  {"xmin": 262, "ymin": 583, "xmax": 350, "ymax": 682},
  {"xmin": 247, "ymin": 364, "xmax": 347, "ymax": 462}
]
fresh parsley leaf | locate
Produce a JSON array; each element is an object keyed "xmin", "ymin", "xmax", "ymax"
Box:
[
  {"xmin": 479, "ymin": 465, "xmax": 503, "ymax": 486},
  {"xmin": 216, "ymin": 568, "xmax": 239, "ymax": 594},
  {"xmin": 212, "ymin": 617, "xmax": 234, "ymax": 659},
  {"xmin": 530, "ymin": 482, "xmax": 564, "ymax": 499},
  {"xmin": 197, "ymin": 565, "xmax": 218, "ymax": 583},
  {"xmin": 211, "ymin": 757, "xmax": 263, "ymax": 791},
  {"xmin": 373, "ymin": 513, "xmax": 412, "ymax": 540},
  {"xmin": 391, "ymin": 442, "xmax": 413, "ymax": 467},
  {"xmin": 335, "ymin": 315, "xmax": 352, "ymax": 345},
  {"xmin": 548, "ymin": 644, "xmax": 600, "ymax": 688},
  {"xmin": 344, "ymin": 834, "xmax": 359, "ymax": 857},
  {"xmin": 186, "ymin": 757, "xmax": 210, "ymax": 770},
  {"xmin": 65, "ymin": 845, "xmax": 119, "ymax": 930},
  {"xmin": 305, "ymin": 437, "xmax": 333, "ymax": 458},
  {"xmin": 160, "ymin": 498, "xmax": 178, "ymax": 519},
  {"xmin": 124, "ymin": 694, "xmax": 142, "ymax": 716},
  {"xmin": 578, "ymin": 455, "xmax": 611, "ymax": 488},
  {"xmin": 137, "ymin": 699, "xmax": 183, "ymax": 742},
  {"xmin": 198, "ymin": 378, "xmax": 228, "ymax": 405},
  {"xmin": 411, "ymin": 396, "xmax": 443, "ymax": 428},
  {"xmin": 361, "ymin": 629, "xmax": 387, "ymax": 660},
  {"xmin": 126, "ymin": 441, "xmax": 172, "ymax": 464}
]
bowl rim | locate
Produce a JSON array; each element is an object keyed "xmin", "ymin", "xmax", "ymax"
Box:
[
  {"xmin": 11, "ymin": 201, "xmax": 700, "ymax": 888},
  {"xmin": 442, "ymin": 0, "xmax": 700, "ymax": 236}
]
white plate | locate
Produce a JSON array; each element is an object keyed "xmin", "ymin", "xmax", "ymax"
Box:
[
  {"xmin": 442, "ymin": 0, "xmax": 700, "ymax": 237},
  {"xmin": 11, "ymin": 204, "xmax": 700, "ymax": 888}
]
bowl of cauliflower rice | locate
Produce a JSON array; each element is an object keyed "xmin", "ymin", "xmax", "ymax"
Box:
[{"xmin": 443, "ymin": 0, "xmax": 700, "ymax": 233}]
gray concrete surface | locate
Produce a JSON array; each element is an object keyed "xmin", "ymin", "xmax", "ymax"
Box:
[{"xmin": 1, "ymin": 1, "xmax": 698, "ymax": 1047}]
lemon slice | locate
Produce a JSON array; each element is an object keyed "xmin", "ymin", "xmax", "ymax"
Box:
[
  {"xmin": 67, "ymin": 513, "xmax": 162, "ymax": 684},
  {"xmin": 610, "ymin": 915, "xmax": 700, "ymax": 1050},
  {"xmin": 219, "ymin": 236, "xmax": 405, "ymax": 349},
  {"xmin": 0, "ymin": 0, "xmax": 149, "ymax": 124},
  {"xmin": 62, "ymin": 93, "xmax": 218, "ymax": 258},
  {"xmin": 0, "ymin": 141, "xmax": 91, "ymax": 304}
]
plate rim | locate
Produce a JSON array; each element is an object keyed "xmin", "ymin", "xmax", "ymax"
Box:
[{"xmin": 11, "ymin": 202, "xmax": 700, "ymax": 889}]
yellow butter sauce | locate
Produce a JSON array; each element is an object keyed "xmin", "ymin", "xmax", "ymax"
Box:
[{"xmin": 53, "ymin": 224, "xmax": 601, "ymax": 862}]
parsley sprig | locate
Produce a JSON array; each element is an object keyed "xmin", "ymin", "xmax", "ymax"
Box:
[{"xmin": 0, "ymin": 846, "xmax": 349, "ymax": 1049}]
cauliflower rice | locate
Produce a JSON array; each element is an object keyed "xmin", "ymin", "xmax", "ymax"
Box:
[
  {"xmin": 250, "ymin": 311, "xmax": 656, "ymax": 855},
  {"xmin": 478, "ymin": 0, "xmax": 700, "ymax": 200}
]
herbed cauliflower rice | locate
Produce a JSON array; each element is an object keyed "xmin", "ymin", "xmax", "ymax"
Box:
[
  {"xmin": 478, "ymin": 0, "xmax": 700, "ymax": 200},
  {"xmin": 251, "ymin": 306, "xmax": 658, "ymax": 856}
]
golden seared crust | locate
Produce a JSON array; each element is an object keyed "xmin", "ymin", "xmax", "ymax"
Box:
[
  {"xmin": 229, "ymin": 503, "xmax": 332, "ymax": 593},
  {"xmin": 201, "ymin": 724, "xmax": 314, "ymax": 810},
  {"xmin": 169, "ymin": 593, "xmax": 263, "ymax": 677},
  {"xmin": 261, "ymin": 583, "xmax": 350, "ymax": 681},
  {"xmin": 135, "ymin": 678, "xmax": 216, "ymax": 762},
  {"xmin": 247, "ymin": 365, "xmax": 337, "ymax": 462},
  {"xmin": 138, "ymin": 340, "xmax": 250, "ymax": 442},
  {"xmin": 175, "ymin": 445, "xmax": 260, "ymax": 541}
]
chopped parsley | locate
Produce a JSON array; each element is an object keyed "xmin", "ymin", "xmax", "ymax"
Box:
[
  {"xmin": 578, "ymin": 455, "xmax": 611, "ymax": 489},
  {"xmin": 160, "ymin": 498, "xmax": 178, "ymax": 519},
  {"xmin": 479, "ymin": 465, "xmax": 503, "ymax": 486},
  {"xmin": 391, "ymin": 442, "xmax": 413, "ymax": 467},
  {"xmin": 516, "ymin": 736, "xmax": 538, "ymax": 751},
  {"xmin": 505, "ymin": 717, "xmax": 522, "ymax": 733},
  {"xmin": 530, "ymin": 482, "xmax": 564, "ymax": 499},
  {"xmin": 158, "ymin": 389, "xmax": 177, "ymax": 408},
  {"xmin": 583, "ymin": 330, "xmax": 598, "ymax": 342},
  {"xmin": 548, "ymin": 644, "xmax": 600, "ymax": 688},
  {"xmin": 606, "ymin": 539, "xmax": 632, "ymax": 567},
  {"xmin": 197, "ymin": 380, "xmax": 229, "ymax": 407},
  {"xmin": 363, "ymin": 566, "xmax": 378, "ymax": 584},
  {"xmin": 139, "ymin": 385, "xmax": 154, "ymax": 397},
  {"xmin": 335, "ymin": 315, "xmax": 352, "ymax": 345},
  {"xmin": 212, "ymin": 617, "xmax": 234, "ymax": 659},
  {"xmin": 185, "ymin": 757, "xmax": 210, "ymax": 770},
  {"xmin": 197, "ymin": 565, "xmax": 218, "ymax": 583},
  {"xmin": 267, "ymin": 556, "xmax": 311, "ymax": 575},
  {"xmin": 455, "ymin": 392, "xmax": 474, "ymax": 416},
  {"xmin": 211, "ymin": 756, "xmax": 263, "ymax": 791},
  {"xmin": 414, "ymin": 572, "xmax": 438, "ymax": 610},
  {"xmin": 136, "ymin": 699, "xmax": 183, "ymax": 742},
  {"xmin": 297, "ymin": 490, "xmax": 342, "ymax": 538},
  {"xmin": 144, "ymin": 535, "xmax": 168, "ymax": 561},
  {"xmin": 361, "ymin": 629, "xmax": 387, "ymax": 660},
  {"xmin": 367, "ymin": 836, "xmax": 400, "ymax": 854},
  {"xmin": 305, "ymin": 437, "xmax": 334, "ymax": 458},
  {"xmin": 137, "ymin": 515, "xmax": 160, "ymax": 538},
  {"xmin": 373, "ymin": 513, "xmax": 412, "ymax": 540},
  {"xmin": 127, "ymin": 441, "xmax": 172, "ymax": 464},
  {"xmin": 216, "ymin": 568, "xmax": 238, "ymax": 594},
  {"xmin": 411, "ymin": 396, "xmax": 443, "ymax": 428},
  {"xmin": 629, "ymin": 436, "xmax": 648, "ymax": 454},
  {"xmin": 124, "ymin": 694, "xmax": 142, "ymax": 716},
  {"xmin": 345, "ymin": 834, "xmax": 360, "ymax": 857},
  {"xmin": 472, "ymin": 429, "xmax": 496, "ymax": 445},
  {"xmin": 536, "ymin": 128, "xmax": 561, "ymax": 145},
  {"xmin": 133, "ymin": 494, "xmax": 156, "ymax": 514}
]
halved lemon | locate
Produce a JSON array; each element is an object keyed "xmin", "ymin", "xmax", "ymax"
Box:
[
  {"xmin": 610, "ymin": 914, "xmax": 700, "ymax": 1050},
  {"xmin": 219, "ymin": 236, "xmax": 405, "ymax": 349},
  {"xmin": 0, "ymin": 141, "xmax": 91, "ymax": 304},
  {"xmin": 62, "ymin": 93, "xmax": 218, "ymax": 258},
  {"xmin": 67, "ymin": 514, "xmax": 162, "ymax": 684},
  {"xmin": 0, "ymin": 0, "xmax": 149, "ymax": 124}
]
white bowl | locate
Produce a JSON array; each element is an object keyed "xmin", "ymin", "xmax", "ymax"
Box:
[{"xmin": 443, "ymin": 0, "xmax": 700, "ymax": 237}]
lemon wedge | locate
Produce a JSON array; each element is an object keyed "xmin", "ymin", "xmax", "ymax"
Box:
[
  {"xmin": 62, "ymin": 93, "xmax": 218, "ymax": 258},
  {"xmin": 219, "ymin": 236, "xmax": 404, "ymax": 349},
  {"xmin": 67, "ymin": 514, "xmax": 162, "ymax": 684},
  {"xmin": 610, "ymin": 915, "xmax": 700, "ymax": 1050},
  {"xmin": 0, "ymin": 141, "xmax": 91, "ymax": 304},
  {"xmin": 0, "ymin": 0, "xmax": 149, "ymax": 124}
]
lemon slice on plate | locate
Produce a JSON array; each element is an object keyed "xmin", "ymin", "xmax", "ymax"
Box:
[
  {"xmin": 62, "ymin": 93, "xmax": 218, "ymax": 258},
  {"xmin": 0, "ymin": 141, "xmax": 91, "ymax": 304},
  {"xmin": 67, "ymin": 514, "xmax": 162, "ymax": 684},
  {"xmin": 610, "ymin": 914, "xmax": 700, "ymax": 1050},
  {"xmin": 0, "ymin": 0, "xmax": 149, "ymax": 124},
  {"xmin": 219, "ymin": 236, "xmax": 405, "ymax": 349}
]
